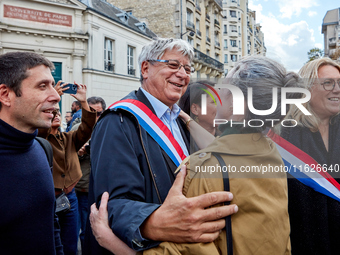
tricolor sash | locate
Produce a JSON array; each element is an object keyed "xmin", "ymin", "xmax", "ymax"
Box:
[
  {"xmin": 268, "ymin": 130, "xmax": 340, "ymax": 203},
  {"xmin": 109, "ymin": 99, "xmax": 187, "ymax": 167}
]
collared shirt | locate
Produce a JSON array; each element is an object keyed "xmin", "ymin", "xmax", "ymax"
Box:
[{"xmin": 140, "ymin": 88, "xmax": 189, "ymax": 157}]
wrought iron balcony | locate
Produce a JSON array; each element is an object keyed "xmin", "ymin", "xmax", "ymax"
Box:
[
  {"xmin": 104, "ymin": 61, "xmax": 114, "ymax": 72},
  {"xmin": 194, "ymin": 48, "xmax": 224, "ymax": 70},
  {"xmin": 128, "ymin": 68, "xmax": 136, "ymax": 76}
]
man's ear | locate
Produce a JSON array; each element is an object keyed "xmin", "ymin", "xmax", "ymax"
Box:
[
  {"xmin": 0, "ymin": 84, "xmax": 12, "ymax": 107},
  {"xmin": 141, "ymin": 61, "xmax": 149, "ymax": 80},
  {"xmin": 190, "ymin": 103, "xmax": 200, "ymax": 115}
]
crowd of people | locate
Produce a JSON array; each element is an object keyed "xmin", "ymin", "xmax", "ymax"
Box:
[{"xmin": 1, "ymin": 37, "xmax": 340, "ymax": 255}]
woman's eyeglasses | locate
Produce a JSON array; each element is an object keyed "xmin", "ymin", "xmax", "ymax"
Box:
[{"xmin": 320, "ymin": 79, "xmax": 340, "ymax": 91}]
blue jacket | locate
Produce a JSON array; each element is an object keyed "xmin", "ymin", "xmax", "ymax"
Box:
[
  {"xmin": 66, "ymin": 109, "xmax": 82, "ymax": 132},
  {"xmin": 84, "ymin": 89, "xmax": 190, "ymax": 254}
]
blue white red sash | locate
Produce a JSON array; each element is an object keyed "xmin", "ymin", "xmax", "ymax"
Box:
[
  {"xmin": 109, "ymin": 99, "xmax": 187, "ymax": 167},
  {"xmin": 268, "ymin": 130, "xmax": 340, "ymax": 203}
]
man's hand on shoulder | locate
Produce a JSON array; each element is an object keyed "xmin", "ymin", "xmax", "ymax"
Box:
[{"xmin": 140, "ymin": 165, "xmax": 238, "ymax": 243}]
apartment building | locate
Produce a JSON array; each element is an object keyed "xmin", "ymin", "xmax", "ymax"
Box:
[
  {"xmin": 322, "ymin": 8, "xmax": 340, "ymax": 60},
  {"xmin": 222, "ymin": 0, "xmax": 266, "ymax": 75},
  {"xmin": 108, "ymin": 0, "xmax": 225, "ymax": 79}
]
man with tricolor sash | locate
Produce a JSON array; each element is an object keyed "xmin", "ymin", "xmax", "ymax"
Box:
[{"xmin": 84, "ymin": 38, "xmax": 237, "ymax": 254}]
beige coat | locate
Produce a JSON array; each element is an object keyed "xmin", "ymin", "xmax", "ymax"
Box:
[{"xmin": 143, "ymin": 133, "xmax": 291, "ymax": 255}]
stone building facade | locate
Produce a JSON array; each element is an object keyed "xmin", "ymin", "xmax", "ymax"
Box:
[
  {"xmin": 108, "ymin": 0, "xmax": 225, "ymax": 79},
  {"xmin": 222, "ymin": 0, "xmax": 265, "ymax": 74},
  {"xmin": 0, "ymin": 0, "xmax": 156, "ymax": 115}
]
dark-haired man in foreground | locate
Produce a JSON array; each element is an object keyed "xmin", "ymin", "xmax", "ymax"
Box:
[{"xmin": 0, "ymin": 51, "xmax": 63, "ymax": 254}]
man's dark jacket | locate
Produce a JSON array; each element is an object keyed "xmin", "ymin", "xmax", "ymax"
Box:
[{"xmin": 84, "ymin": 89, "xmax": 190, "ymax": 254}]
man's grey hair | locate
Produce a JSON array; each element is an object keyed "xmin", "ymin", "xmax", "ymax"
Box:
[
  {"xmin": 224, "ymin": 55, "xmax": 302, "ymax": 131},
  {"xmin": 138, "ymin": 38, "xmax": 194, "ymax": 82}
]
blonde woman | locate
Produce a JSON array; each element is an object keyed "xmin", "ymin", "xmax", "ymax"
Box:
[{"xmin": 280, "ymin": 58, "xmax": 340, "ymax": 254}]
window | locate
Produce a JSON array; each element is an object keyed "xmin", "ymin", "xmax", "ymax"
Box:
[
  {"xmin": 215, "ymin": 53, "xmax": 219, "ymax": 60},
  {"xmin": 104, "ymin": 38, "xmax": 114, "ymax": 71},
  {"xmin": 224, "ymin": 39, "xmax": 228, "ymax": 49},
  {"xmin": 206, "ymin": 49, "xmax": 210, "ymax": 56},
  {"xmin": 224, "ymin": 69, "xmax": 228, "ymax": 76},
  {"xmin": 223, "ymin": 24, "xmax": 227, "ymax": 34},
  {"xmin": 230, "ymin": 25, "xmax": 237, "ymax": 32},
  {"xmin": 127, "ymin": 45, "xmax": 135, "ymax": 76},
  {"xmin": 230, "ymin": 10, "xmax": 236, "ymax": 17},
  {"xmin": 196, "ymin": 19, "xmax": 200, "ymax": 31},
  {"xmin": 197, "ymin": 70, "xmax": 201, "ymax": 78},
  {"xmin": 230, "ymin": 40, "xmax": 237, "ymax": 47},
  {"xmin": 186, "ymin": 9, "xmax": 194, "ymax": 29},
  {"xmin": 187, "ymin": 37, "xmax": 193, "ymax": 46},
  {"xmin": 239, "ymin": 40, "xmax": 241, "ymax": 48},
  {"xmin": 231, "ymin": 54, "xmax": 237, "ymax": 62},
  {"xmin": 224, "ymin": 54, "xmax": 228, "ymax": 63},
  {"xmin": 238, "ymin": 26, "xmax": 240, "ymax": 33},
  {"xmin": 196, "ymin": 43, "xmax": 201, "ymax": 50}
]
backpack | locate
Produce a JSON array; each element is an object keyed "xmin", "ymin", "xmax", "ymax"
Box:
[{"xmin": 35, "ymin": 137, "xmax": 53, "ymax": 172}]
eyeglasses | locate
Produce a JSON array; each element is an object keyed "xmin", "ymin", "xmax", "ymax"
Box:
[
  {"xmin": 320, "ymin": 79, "xmax": 340, "ymax": 91},
  {"xmin": 148, "ymin": 59, "xmax": 195, "ymax": 75}
]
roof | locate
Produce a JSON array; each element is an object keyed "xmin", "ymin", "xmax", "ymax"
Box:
[{"xmin": 78, "ymin": 0, "xmax": 157, "ymax": 38}]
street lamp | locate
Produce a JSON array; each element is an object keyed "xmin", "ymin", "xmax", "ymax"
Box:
[{"xmin": 180, "ymin": 30, "xmax": 195, "ymax": 39}]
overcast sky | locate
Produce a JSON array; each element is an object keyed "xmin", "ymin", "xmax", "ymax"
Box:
[{"xmin": 249, "ymin": 0, "xmax": 339, "ymax": 72}]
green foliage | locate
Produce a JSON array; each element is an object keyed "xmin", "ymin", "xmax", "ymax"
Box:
[{"xmin": 307, "ymin": 48, "xmax": 324, "ymax": 62}]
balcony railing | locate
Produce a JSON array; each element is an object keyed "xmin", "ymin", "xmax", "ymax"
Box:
[
  {"xmin": 128, "ymin": 68, "xmax": 136, "ymax": 76},
  {"xmin": 194, "ymin": 48, "xmax": 224, "ymax": 70},
  {"xmin": 104, "ymin": 61, "xmax": 115, "ymax": 72}
]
